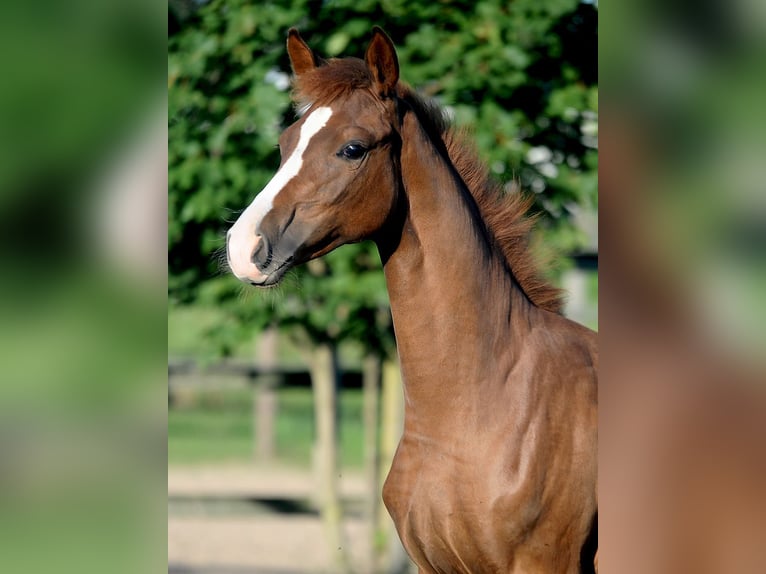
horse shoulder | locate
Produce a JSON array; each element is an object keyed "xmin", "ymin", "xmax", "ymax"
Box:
[{"xmin": 522, "ymin": 310, "xmax": 598, "ymax": 386}]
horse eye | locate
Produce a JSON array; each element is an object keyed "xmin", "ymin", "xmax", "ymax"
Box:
[{"xmin": 339, "ymin": 143, "xmax": 367, "ymax": 160}]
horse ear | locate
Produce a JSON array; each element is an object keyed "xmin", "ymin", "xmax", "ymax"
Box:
[
  {"xmin": 365, "ymin": 26, "xmax": 399, "ymax": 98},
  {"xmin": 287, "ymin": 28, "xmax": 322, "ymax": 76}
]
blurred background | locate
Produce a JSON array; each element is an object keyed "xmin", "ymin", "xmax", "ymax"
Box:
[
  {"xmin": 600, "ymin": 1, "xmax": 766, "ymax": 572},
  {"xmin": 168, "ymin": 1, "xmax": 597, "ymax": 572},
  {"xmin": 0, "ymin": 1, "xmax": 165, "ymax": 574}
]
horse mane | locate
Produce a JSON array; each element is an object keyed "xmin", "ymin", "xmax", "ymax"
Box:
[{"xmin": 292, "ymin": 58, "xmax": 563, "ymax": 313}]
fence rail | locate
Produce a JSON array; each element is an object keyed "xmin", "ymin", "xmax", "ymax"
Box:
[{"xmin": 168, "ymin": 358, "xmax": 364, "ymax": 395}]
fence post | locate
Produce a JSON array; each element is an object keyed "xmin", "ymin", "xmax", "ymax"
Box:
[
  {"xmin": 379, "ymin": 358, "xmax": 412, "ymax": 573},
  {"xmin": 362, "ymin": 353, "xmax": 382, "ymax": 572},
  {"xmin": 310, "ymin": 341, "xmax": 351, "ymax": 573}
]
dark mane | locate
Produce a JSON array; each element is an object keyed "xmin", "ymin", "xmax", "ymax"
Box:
[{"xmin": 292, "ymin": 58, "xmax": 563, "ymax": 313}]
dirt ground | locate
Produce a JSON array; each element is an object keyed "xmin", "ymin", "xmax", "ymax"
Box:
[{"xmin": 168, "ymin": 465, "xmax": 406, "ymax": 574}]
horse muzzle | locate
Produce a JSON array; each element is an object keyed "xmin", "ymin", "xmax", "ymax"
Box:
[
  {"xmin": 227, "ymin": 227, "xmax": 298, "ymax": 286},
  {"xmin": 226, "ymin": 231, "xmax": 271, "ymax": 286}
]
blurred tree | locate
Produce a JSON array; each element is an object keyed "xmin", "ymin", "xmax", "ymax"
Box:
[{"xmin": 169, "ymin": 1, "xmax": 596, "ymax": 570}]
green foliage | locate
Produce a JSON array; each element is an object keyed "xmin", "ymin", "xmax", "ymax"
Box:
[{"xmin": 169, "ymin": 0, "xmax": 597, "ymax": 354}]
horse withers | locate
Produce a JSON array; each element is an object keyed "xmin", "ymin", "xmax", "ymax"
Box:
[{"xmin": 227, "ymin": 27, "xmax": 597, "ymax": 574}]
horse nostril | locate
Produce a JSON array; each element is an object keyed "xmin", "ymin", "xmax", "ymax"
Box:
[{"xmin": 251, "ymin": 234, "xmax": 272, "ymax": 269}]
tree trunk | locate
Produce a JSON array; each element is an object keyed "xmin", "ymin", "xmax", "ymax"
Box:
[
  {"xmin": 310, "ymin": 342, "xmax": 351, "ymax": 574},
  {"xmin": 362, "ymin": 353, "xmax": 382, "ymax": 572},
  {"xmin": 254, "ymin": 327, "xmax": 279, "ymax": 462}
]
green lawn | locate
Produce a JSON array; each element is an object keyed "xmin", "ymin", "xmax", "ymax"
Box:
[{"xmin": 168, "ymin": 386, "xmax": 366, "ymax": 469}]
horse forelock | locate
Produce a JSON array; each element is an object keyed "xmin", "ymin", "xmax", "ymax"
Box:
[
  {"xmin": 291, "ymin": 58, "xmax": 373, "ymax": 111},
  {"xmin": 290, "ymin": 58, "xmax": 563, "ymax": 313}
]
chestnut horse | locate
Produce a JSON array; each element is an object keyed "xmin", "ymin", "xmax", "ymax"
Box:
[{"xmin": 227, "ymin": 27, "xmax": 597, "ymax": 574}]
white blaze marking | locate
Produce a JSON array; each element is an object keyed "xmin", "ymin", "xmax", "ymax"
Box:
[
  {"xmin": 227, "ymin": 106, "xmax": 332, "ymax": 281},
  {"xmin": 236, "ymin": 106, "xmax": 332, "ymax": 229}
]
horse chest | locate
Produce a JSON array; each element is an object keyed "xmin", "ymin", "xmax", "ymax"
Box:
[{"xmin": 383, "ymin": 435, "xmax": 539, "ymax": 572}]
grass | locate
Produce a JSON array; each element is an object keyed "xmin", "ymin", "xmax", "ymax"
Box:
[
  {"xmin": 168, "ymin": 386, "xmax": 366, "ymax": 469},
  {"xmin": 168, "ymin": 408, "xmax": 254, "ymax": 463}
]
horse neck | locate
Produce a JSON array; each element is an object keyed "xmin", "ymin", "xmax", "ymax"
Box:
[{"xmin": 379, "ymin": 110, "xmax": 534, "ymax": 416}]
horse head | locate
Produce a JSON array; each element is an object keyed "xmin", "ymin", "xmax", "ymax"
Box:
[{"xmin": 227, "ymin": 27, "xmax": 402, "ymax": 286}]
